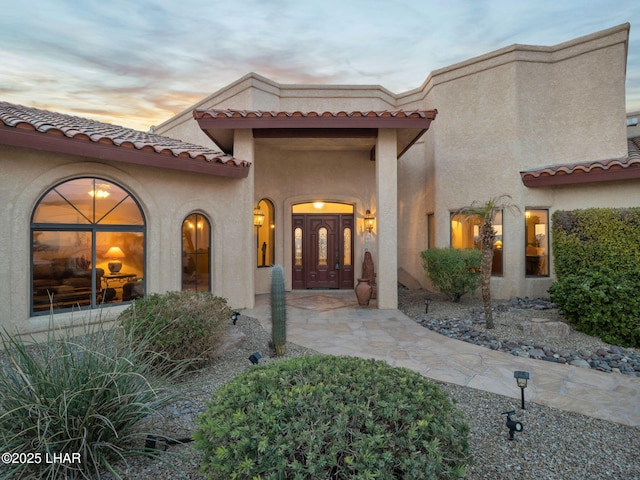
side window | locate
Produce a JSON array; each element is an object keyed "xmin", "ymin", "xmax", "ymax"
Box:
[
  {"xmin": 31, "ymin": 177, "xmax": 145, "ymax": 314},
  {"xmin": 525, "ymin": 209, "xmax": 549, "ymax": 276},
  {"xmin": 255, "ymin": 199, "xmax": 275, "ymax": 267},
  {"xmin": 451, "ymin": 211, "xmax": 503, "ymax": 275},
  {"xmin": 182, "ymin": 213, "xmax": 211, "ymax": 291}
]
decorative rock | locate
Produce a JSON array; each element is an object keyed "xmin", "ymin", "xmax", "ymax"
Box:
[
  {"xmin": 570, "ymin": 358, "xmax": 592, "ymax": 368},
  {"xmin": 520, "ymin": 318, "xmax": 570, "ymax": 340},
  {"xmin": 412, "ymin": 303, "xmax": 640, "ymax": 377}
]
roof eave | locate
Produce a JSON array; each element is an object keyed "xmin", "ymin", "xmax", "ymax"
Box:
[
  {"xmin": 520, "ymin": 164, "xmax": 640, "ymax": 187},
  {"xmin": 194, "ymin": 110, "xmax": 437, "ymax": 156},
  {"xmin": 0, "ymin": 126, "xmax": 250, "ymax": 178}
]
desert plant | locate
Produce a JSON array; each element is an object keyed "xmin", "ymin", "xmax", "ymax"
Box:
[
  {"xmin": 119, "ymin": 290, "xmax": 232, "ymax": 370},
  {"xmin": 421, "ymin": 247, "xmax": 481, "ymax": 302},
  {"xmin": 270, "ymin": 265, "xmax": 287, "ymax": 356},
  {"xmin": 549, "ymin": 267, "xmax": 640, "ymax": 347},
  {"xmin": 455, "ymin": 195, "xmax": 520, "ymax": 328},
  {"xmin": 0, "ymin": 319, "xmax": 181, "ymax": 480},
  {"xmin": 194, "ymin": 355, "xmax": 469, "ymax": 479}
]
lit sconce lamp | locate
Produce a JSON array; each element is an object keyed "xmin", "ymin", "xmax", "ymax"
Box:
[
  {"xmin": 253, "ymin": 206, "xmax": 265, "ymax": 227},
  {"xmin": 364, "ymin": 210, "xmax": 375, "ymax": 233},
  {"xmin": 514, "ymin": 370, "xmax": 530, "ymax": 409},
  {"xmin": 105, "ymin": 246, "xmax": 125, "ymax": 274}
]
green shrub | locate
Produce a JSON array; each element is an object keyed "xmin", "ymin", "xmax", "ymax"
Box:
[
  {"xmin": 549, "ymin": 267, "xmax": 640, "ymax": 347},
  {"xmin": 551, "ymin": 209, "xmax": 640, "ymax": 346},
  {"xmin": 195, "ymin": 355, "xmax": 470, "ymax": 479},
  {"xmin": 0, "ymin": 320, "xmax": 181, "ymax": 479},
  {"xmin": 420, "ymin": 248, "xmax": 481, "ymax": 302},
  {"xmin": 119, "ymin": 291, "xmax": 232, "ymax": 370}
]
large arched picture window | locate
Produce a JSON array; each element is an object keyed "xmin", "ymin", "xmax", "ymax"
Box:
[
  {"xmin": 182, "ymin": 213, "xmax": 211, "ymax": 291},
  {"xmin": 31, "ymin": 178, "xmax": 145, "ymax": 314}
]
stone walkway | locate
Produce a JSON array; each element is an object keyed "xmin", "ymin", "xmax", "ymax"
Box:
[{"xmin": 241, "ymin": 291, "xmax": 640, "ymax": 427}]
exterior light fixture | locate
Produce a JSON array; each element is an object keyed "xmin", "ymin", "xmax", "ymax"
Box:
[
  {"xmin": 424, "ymin": 297, "xmax": 432, "ymax": 313},
  {"xmin": 364, "ymin": 210, "xmax": 375, "ymax": 233},
  {"xmin": 502, "ymin": 410, "xmax": 523, "ymax": 440},
  {"xmin": 105, "ymin": 246, "xmax": 125, "ymax": 274},
  {"xmin": 248, "ymin": 352, "xmax": 262, "ymax": 364},
  {"xmin": 253, "ymin": 206, "xmax": 265, "ymax": 227},
  {"xmin": 514, "ymin": 370, "xmax": 530, "ymax": 409},
  {"xmin": 231, "ymin": 311, "xmax": 240, "ymax": 325}
]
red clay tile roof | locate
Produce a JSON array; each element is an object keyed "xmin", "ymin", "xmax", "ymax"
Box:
[
  {"xmin": 520, "ymin": 136, "xmax": 640, "ymax": 187},
  {"xmin": 0, "ymin": 102, "xmax": 250, "ymax": 178},
  {"xmin": 194, "ymin": 109, "xmax": 436, "ymax": 120},
  {"xmin": 194, "ymin": 108, "xmax": 437, "ymax": 156}
]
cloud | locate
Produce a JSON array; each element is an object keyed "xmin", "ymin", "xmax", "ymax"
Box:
[{"xmin": 1, "ymin": 0, "xmax": 639, "ymax": 129}]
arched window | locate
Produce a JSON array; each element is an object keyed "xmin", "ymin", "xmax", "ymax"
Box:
[
  {"xmin": 182, "ymin": 213, "xmax": 211, "ymax": 291},
  {"xmin": 31, "ymin": 178, "xmax": 145, "ymax": 314},
  {"xmin": 255, "ymin": 198, "xmax": 275, "ymax": 267}
]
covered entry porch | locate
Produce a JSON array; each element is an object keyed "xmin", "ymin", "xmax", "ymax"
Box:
[{"xmin": 194, "ymin": 109, "xmax": 437, "ymax": 308}]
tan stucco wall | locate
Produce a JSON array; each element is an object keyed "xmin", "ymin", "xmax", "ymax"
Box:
[
  {"xmin": 253, "ymin": 145, "xmax": 377, "ymax": 293},
  {"xmin": 0, "ymin": 145, "xmax": 252, "ymax": 335},
  {"xmin": 150, "ymin": 24, "xmax": 634, "ymax": 302},
  {"xmin": 394, "ymin": 23, "xmax": 631, "ymax": 299}
]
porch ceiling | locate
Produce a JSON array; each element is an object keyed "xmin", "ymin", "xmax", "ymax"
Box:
[{"xmin": 193, "ymin": 109, "xmax": 437, "ymax": 158}]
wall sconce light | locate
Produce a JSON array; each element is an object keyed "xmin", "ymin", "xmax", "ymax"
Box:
[
  {"xmin": 364, "ymin": 210, "xmax": 375, "ymax": 233},
  {"xmin": 248, "ymin": 352, "xmax": 262, "ymax": 364},
  {"xmin": 514, "ymin": 370, "xmax": 530, "ymax": 409},
  {"xmin": 253, "ymin": 206, "xmax": 265, "ymax": 227},
  {"xmin": 424, "ymin": 296, "xmax": 432, "ymax": 313},
  {"xmin": 105, "ymin": 246, "xmax": 125, "ymax": 274},
  {"xmin": 231, "ymin": 311, "xmax": 240, "ymax": 325},
  {"xmin": 502, "ymin": 410, "xmax": 523, "ymax": 440}
]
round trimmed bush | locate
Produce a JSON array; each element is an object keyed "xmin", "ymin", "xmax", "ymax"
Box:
[
  {"xmin": 194, "ymin": 355, "xmax": 469, "ymax": 479},
  {"xmin": 119, "ymin": 291, "xmax": 232, "ymax": 369}
]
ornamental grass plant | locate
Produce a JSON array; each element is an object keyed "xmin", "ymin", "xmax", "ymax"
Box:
[
  {"xmin": 195, "ymin": 355, "xmax": 470, "ymax": 479},
  {"xmin": 0, "ymin": 315, "xmax": 183, "ymax": 480}
]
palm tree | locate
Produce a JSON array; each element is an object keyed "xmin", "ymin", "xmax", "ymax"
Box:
[{"xmin": 456, "ymin": 195, "xmax": 519, "ymax": 329}]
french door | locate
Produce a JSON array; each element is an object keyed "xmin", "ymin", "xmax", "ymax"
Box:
[{"xmin": 292, "ymin": 214, "xmax": 354, "ymax": 289}]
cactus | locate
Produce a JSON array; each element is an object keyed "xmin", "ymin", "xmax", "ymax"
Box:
[{"xmin": 270, "ymin": 265, "xmax": 287, "ymax": 356}]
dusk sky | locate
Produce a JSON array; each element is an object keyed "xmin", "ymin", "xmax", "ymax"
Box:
[{"xmin": 2, "ymin": 0, "xmax": 639, "ymax": 131}]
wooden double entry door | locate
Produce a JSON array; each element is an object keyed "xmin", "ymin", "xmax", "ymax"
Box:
[{"xmin": 292, "ymin": 214, "xmax": 354, "ymax": 289}]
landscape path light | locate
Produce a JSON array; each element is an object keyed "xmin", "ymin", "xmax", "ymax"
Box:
[
  {"xmin": 501, "ymin": 410, "xmax": 523, "ymax": 441},
  {"xmin": 514, "ymin": 371, "xmax": 530, "ymax": 409},
  {"xmin": 424, "ymin": 296, "xmax": 432, "ymax": 314},
  {"xmin": 248, "ymin": 352, "xmax": 262, "ymax": 365}
]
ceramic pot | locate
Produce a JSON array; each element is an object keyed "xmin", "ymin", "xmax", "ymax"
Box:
[{"xmin": 355, "ymin": 278, "xmax": 373, "ymax": 306}]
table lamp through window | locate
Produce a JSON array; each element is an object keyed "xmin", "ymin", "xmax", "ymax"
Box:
[{"xmin": 105, "ymin": 246, "xmax": 126, "ymax": 274}]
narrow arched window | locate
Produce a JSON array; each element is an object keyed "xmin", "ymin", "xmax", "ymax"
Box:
[
  {"xmin": 31, "ymin": 177, "xmax": 145, "ymax": 314},
  {"xmin": 255, "ymin": 198, "xmax": 275, "ymax": 267},
  {"xmin": 182, "ymin": 213, "xmax": 211, "ymax": 291}
]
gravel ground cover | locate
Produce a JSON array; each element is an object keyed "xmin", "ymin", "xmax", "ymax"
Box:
[
  {"xmin": 106, "ymin": 290, "xmax": 639, "ymax": 480},
  {"xmin": 7, "ymin": 292, "xmax": 639, "ymax": 479}
]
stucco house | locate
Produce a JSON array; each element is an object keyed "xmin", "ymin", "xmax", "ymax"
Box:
[{"xmin": 1, "ymin": 23, "xmax": 638, "ymax": 335}]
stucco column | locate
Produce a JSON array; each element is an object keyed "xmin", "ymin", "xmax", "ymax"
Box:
[
  {"xmin": 233, "ymin": 129, "xmax": 255, "ymax": 308},
  {"xmin": 375, "ymin": 129, "xmax": 398, "ymax": 309}
]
